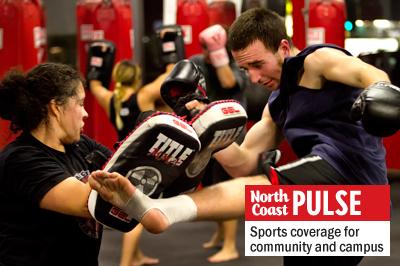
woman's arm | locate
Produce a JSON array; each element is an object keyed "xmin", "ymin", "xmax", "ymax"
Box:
[
  {"xmin": 40, "ymin": 177, "xmax": 93, "ymax": 218},
  {"xmin": 137, "ymin": 64, "xmax": 175, "ymax": 112},
  {"xmin": 89, "ymin": 80, "xmax": 113, "ymax": 116}
]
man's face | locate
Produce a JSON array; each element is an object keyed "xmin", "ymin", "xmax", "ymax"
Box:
[
  {"xmin": 58, "ymin": 82, "xmax": 88, "ymax": 144},
  {"xmin": 232, "ymin": 40, "xmax": 284, "ymax": 91}
]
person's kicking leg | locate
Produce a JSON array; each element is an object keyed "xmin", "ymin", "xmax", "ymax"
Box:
[{"xmin": 88, "ymin": 170, "xmax": 270, "ymax": 233}]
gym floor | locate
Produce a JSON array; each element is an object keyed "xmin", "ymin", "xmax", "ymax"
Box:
[{"xmin": 99, "ymin": 181, "xmax": 400, "ymax": 266}]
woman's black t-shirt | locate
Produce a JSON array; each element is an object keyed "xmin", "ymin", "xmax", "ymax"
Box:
[{"xmin": 0, "ymin": 133, "xmax": 111, "ymax": 266}]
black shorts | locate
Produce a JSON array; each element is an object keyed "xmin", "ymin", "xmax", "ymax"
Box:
[
  {"xmin": 275, "ymin": 154, "xmax": 350, "ymax": 185},
  {"xmin": 274, "ymin": 155, "xmax": 363, "ymax": 266},
  {"xmin": 201, "ymin": 158, "xmax": 231, "ymax": 186},
  {"xmin": 284, "ymin": 255, "xmax": 363, "ymax": 266}
]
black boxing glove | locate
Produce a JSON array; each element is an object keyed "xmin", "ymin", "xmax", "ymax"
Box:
[
  {"xmin": 257, "ymin": 149, "xmax": 281, "ymax": 177},
  {"xmin": 161, "ymin": 59, "xmax": 209, "ymax": 119},
  {"xmin": 350, "ymin": 81, "xmax": 400, "ymax": 137},
  {"xmin": 255, "ymin": 149, "xmax": 282, "ymax": 185},
  {"xmin": 155, "ymin": 25, "xmax": 185, "ymax": 67},
  {"xmin": 86, "ymin": 40, "xmax": 116, "ymax": 88}
]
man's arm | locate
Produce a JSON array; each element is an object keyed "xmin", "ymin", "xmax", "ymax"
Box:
[
  {"xmin": 215, "ymin": 65, "xmax": 237, "ymax": 88},
  {"xmin": 304, "ymin": 47, "xmax": 390, "ymax": 89},
  {"xmin": 214, "ymin": 104, "xmax": 283, "ymax": 177},
  {"xmin": 305, "ymin": 48, "xmax": 400, "ymax": 137}
]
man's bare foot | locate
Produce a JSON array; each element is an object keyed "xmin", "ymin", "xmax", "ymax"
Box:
[
  {"xmin": 89, "ymin": 170, "xmax": 135, "ymax": 208},
  {"xmin": 89, "ymin": 170, "xmax": 170, "ymax": 234},
  {"xmin": 132, "ymin": 255, "xmax": 159, "ymax": 266},
  {"xmin": 132, "ymin": 250, "xmax": 159, "ymax": 266},
  {"xmin": 203, "ymin": 231, "xmax": 223, "ymax": 249},
  {"xmin": 207, "ymin": 249, "xmax": 239, "ymax": 263}
]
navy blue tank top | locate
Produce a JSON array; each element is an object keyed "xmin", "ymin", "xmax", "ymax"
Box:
[{"xmin": 268, "ymin": 44, "xmax": 387, "ymax": 185}]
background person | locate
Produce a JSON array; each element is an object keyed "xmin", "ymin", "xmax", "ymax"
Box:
[
  {"xmin": 89, "ymin": 60, "xmax": 173, "ymax": 141},
  {"xmin": 89, "ymin": 59, "xmax": 172, "ymax": 266},
  {"xmin": 87, "ymin": 24, "xmax": 185, "ymax": 266},
  {"xmin": 189, "ymin": 23, "xmax": 250, "ymax": 263}
]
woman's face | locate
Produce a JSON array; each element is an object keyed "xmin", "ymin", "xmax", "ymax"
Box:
[{"xmin": 58, "ymin": 82, "xmax": 88, "ymax": 144}]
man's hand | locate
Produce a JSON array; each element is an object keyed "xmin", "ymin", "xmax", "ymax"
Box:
[
  {"xmin": 199, "ymin": 24, "xmax": 229, "ymax": 67},
  {"xmin": 185, "ymin": 99, "xmax": 208, "ymax": 116}
]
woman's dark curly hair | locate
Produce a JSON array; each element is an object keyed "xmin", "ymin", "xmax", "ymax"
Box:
[{"xmin": 0, "ymin": 63, "xmax": 83, "ymax": 133}]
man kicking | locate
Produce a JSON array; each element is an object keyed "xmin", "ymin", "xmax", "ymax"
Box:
[{"xmin": 89, "ymin": 8, "xmax": 400, "ymax": 266}]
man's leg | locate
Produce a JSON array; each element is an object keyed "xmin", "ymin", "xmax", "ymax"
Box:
[
  {"xmin": 189, "ymin": 175, "xmax": 269, "ymax": 220},
  {"xmin": 88, "ymin": 170, "xmax": 270, "ymax": 233}
]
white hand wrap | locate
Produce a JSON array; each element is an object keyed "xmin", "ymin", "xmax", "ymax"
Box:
[
  {"xmin": 209, "ymin": 48, "xmax": 229, "ymax": 67},
  {"xmin": 123, "ymin": 189, "xmax": 198, "ymax": 225}
]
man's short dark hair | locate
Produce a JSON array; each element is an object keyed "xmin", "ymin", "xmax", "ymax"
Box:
[{"xmin": 228, "ymin": 8, "xmax": 290, "ymax": 53}]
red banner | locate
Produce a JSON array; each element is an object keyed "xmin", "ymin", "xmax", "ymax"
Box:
[{"xmin": 245, "ymin": 185, "xmax": 390, "ymax": 221}]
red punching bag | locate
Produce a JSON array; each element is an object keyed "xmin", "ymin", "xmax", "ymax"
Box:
[
  {"xmin": 0, "ymin": 0, "xmax": 19, "ymax": 77},
  {"xmin": 177, "ymin": 0, "xmax": 209, "ymax": 58},
  {"xmin": 207, "ymin": 0, "xmax": 236, "ymax": 28},
  {"xmin": 0, "ymin": 0, "xmax": 44, "ymax": 74},
  {"xmin": 115, "ymin": 0, "xmax": 134, "ymax": 61},
  {"xmin": 0, "ymin": 0, "xmax": 47, "ymax": 149},
  {"xmin": 19, "ymin": 0, "xmax": 43, "ymax": 70},
  {"xmin": 35, "ymin": 0, "xmax": 47, "ymax": 63},
  {"xmin": 76, "ymin": 0, "xmax": 101, "ymax": 75},
  {"xmin": 76, "ymin": 0, "xmax": 101, "ymax": 144},
  {"xmin": 0, "ymin": 1, "xmax": 18, "ymax": 149},
  {"xmin": 292, "ymin": 0, "xmax": 346, "ymax": 49},
  {"xmin": 292, "ymin": 0, "xmax": 306, "ymax": 50},
  {"xmin": 76, "ymin": 0, "xmax": 134, "ymax": 149},
  {"xmin": 92, "ymin": 0, "xmax": 133, "ymax": 62},
  {"xmin": 307, "ymin": 0, "xmax": 346, "ymax": 48}
]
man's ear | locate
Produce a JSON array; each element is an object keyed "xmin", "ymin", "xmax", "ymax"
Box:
[{"xmin": 279, "ymin": 39, "xmax": 291, "ymax": 57}]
